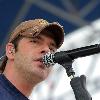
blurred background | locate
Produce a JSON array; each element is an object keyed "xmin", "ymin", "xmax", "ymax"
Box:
[{"xmin": 0, "ymin": 0, "xmax": 100, "ymax": 100}]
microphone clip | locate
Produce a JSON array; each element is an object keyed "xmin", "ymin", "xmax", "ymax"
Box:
[{"xmin": 61, "ymin": 60, "xmax": 75, "ymax": 78}]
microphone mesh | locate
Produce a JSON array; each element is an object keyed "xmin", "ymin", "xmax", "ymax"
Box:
[{"xmin": 43, "ymin": 52, "xmax": 55, "ymax": 67}]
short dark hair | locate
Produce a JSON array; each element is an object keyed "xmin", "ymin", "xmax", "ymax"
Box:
[{"xmin": 11, "ymin": 35, "xmax": 23, "ymax": 52}]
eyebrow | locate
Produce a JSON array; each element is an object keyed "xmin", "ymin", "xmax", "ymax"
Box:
[
  {"xmin": 33, "ymin": 35, "xmax": 43, "ymax": 41},
  {"xmin": 30, "ymin": 35, "xmax": 57, "ymax": 48}
]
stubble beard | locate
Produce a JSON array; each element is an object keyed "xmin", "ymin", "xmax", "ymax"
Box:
[{"xmin": 14, "ymin": 53, "xmax": 48, "ymax": 84}]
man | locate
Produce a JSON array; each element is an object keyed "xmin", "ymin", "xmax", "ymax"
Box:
[{"xmin": 0, "ymin": 19, "xmax": 64, "ymax": 100}]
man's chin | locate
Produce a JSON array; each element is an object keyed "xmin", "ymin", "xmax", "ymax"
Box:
[{"xmin": 30, "ymin": 70, "xmax": 47, "ymax": 81}]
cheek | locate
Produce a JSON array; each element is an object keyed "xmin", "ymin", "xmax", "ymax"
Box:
[
  {"xmin": 15, "ymin": 44, "xmax": 38, "ymax": 67},
  {"xmin": 18, "ymin": 44, "xmax": 34, "ymax": 59},
  {"xmin": 20, "ymin": 45, "xmax": 38, "ymax": 58},
  {"xmin": 14, "ymin": 51, "xmax": 32, "ymax": 68}
]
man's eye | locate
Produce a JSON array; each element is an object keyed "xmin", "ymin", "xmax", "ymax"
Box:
[
  {"xmin": 30, "ymin": 40, "xmax": 38, "ymax": 43},
  {"xmin": 50, "ymin": 47, "xmax": 56, "ymax": 52},
  {"xmin": 31, "ymin": 39, "xmax": 38, "ymax": 43}
]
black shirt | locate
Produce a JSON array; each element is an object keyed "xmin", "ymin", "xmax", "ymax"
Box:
[{"xmin": 0, "ymin": 74, "xmax": 29, "ymax": 100}]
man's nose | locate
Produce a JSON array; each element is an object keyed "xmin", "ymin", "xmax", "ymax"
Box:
[{"xmin": 41, "ymin": 45, "xmax": 50, "ymax": 54}]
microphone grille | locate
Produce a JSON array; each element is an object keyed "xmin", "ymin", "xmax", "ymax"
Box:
[{"xmin": 43, "ymin": 52, "xmax": 55, "ymax": 67}]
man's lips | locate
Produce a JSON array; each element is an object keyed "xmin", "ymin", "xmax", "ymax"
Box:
[
  {"xmin": 33, "ymin": 58, "xmax": 46, "ymax": 67},
  {"xmin": 34, "ymin": 58, "xmax": 43, "ymax": 63}
]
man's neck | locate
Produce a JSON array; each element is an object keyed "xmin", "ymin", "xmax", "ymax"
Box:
[{"xmin": 3, "ymin": 64, "xmax": 37, "ymax": 97}]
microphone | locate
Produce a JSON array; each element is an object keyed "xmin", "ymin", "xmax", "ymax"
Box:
[{"xmin": 43, "ymin": 44, "xmax": 100, "ymax": 66}]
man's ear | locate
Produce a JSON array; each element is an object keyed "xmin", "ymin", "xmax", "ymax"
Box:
[{"xmin": 6, "ymin": 43, "xmax": 15, "ymax": 60}]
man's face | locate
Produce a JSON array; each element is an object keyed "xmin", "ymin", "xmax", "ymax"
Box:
[{"xmin": 14, "ymin": 32, "xmax": 57, "ymax": 83}]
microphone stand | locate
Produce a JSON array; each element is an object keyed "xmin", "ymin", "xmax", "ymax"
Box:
[
  {"xmin": 62, "ymin": 61, "xmax": 75, "ymax": 79},
  {"xmin": 61, "ymin": 56, "xmax": 92, "ymax": 100}
]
